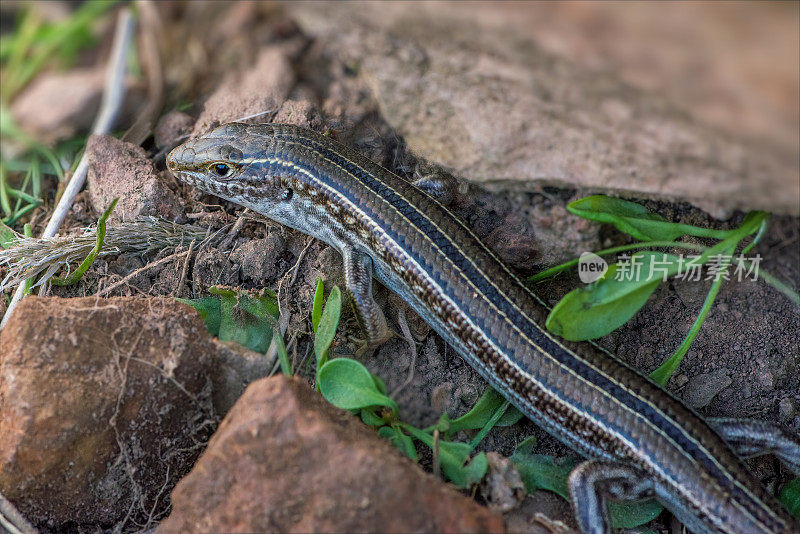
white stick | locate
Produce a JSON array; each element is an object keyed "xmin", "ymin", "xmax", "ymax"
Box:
[{"xmin": 0, "ymin": 8, "xmax": 135, "ymax": 329}]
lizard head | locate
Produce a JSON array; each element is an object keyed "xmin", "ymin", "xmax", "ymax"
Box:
[
  {"xmin": 167, "ymin": 122, "xmax": 346, "ymax": 244},
  {"xmin": 167, "ymin": 122, "xmax": 303, "ymax": 221}
]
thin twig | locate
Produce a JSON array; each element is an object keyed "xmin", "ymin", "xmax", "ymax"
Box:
[
  {"xmin": 267, "ymin": 236, "xmax": 314, "ymax": 372},
  {"xmin": 173, "ymin": 239, "xmax": 196, "ymax": 298},
  {"xmin": 0, "ymin": 491, "xmax": 37, "ymax": 534},
  {"xmin": 121, "ymin": 0, "xmax": 164, "ymax": 145},
  {"xmin": 289, "ymin": 237, "xmax": 314, "ymax": 287},
  {"xmin": 1, "ymin": 8, "xmax": 134, "ymax": 329}
]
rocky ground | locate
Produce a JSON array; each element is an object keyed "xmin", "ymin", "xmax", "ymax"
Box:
[{"xmin": 1, "ymin": 2, "xmax": 798, "ymax": 533}]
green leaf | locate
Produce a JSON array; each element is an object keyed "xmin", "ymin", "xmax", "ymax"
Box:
[
  {"xmin": 567, "ymin": 195, "xmax": 730, "ymax": 241},
  {"xmin": 214, "ymin": 287, "xmax": 279, "ymax": 353},
  {"xmin": 446, "ymin": 387, "xmax": 524, "ymax": 434},
  {"xmin": 510, "ymin": 437, "xmax": 663, "ymax": 529},
  {"xmin": 0, "ymin": 163, "xmax": 12, "ymax": 217},
  {"xmin": 460, "ymin": 451, "xmax": 489, "ymax": 487},
  {"xmin": 179, "ymin": 296, "xmax": 222, "ymax": 337},
  {"xmin": 378, "ymin": 425, "xmax": 418, "ymax": 462},
  {"xmin": 318, "ymin": 358, "xmax": 398, "ymax": 414},
  {"xmin": 780, "ymin": 477, "xmax": 800, "ymax": 519},
  {"xmin": 361, "ymin": 408, "xmax": 385, "ymax": 427},
  {"xmin": 567, "ymin": 196, "xmax": 683, "ymax": 241},
  {"xmin": 315, "ymin": 286, "xmax": 342, "ymax": 368},
  {"xmin": 511, "ymin": 437, "xmax": 574, "ymax": 498},
  {"xmin": 179, "ymin": 287, "xmax": 280, "ymax": 354},
  {"xmin": 0, "ymin": 221, "xmax": 19, "ymax": 249},
  {"xmin": 274, "ymin": 328, "xmax": 292, "ymax": 376},
  {"xmin": 607, "ymin": 497, "xmax": 666, "ymax": 528},
  {"xmin": 546, "ymin": 252, "xmax": 681, "ymax": 340},
  {"xmin": 312, "ymin": 278, "xmax": 324, "ymax": 333},
  {"xmin": 51, "ymin": 197, "xmax": 118, "ymax": 286}
]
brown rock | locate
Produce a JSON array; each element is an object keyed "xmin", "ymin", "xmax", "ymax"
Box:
[
  {"xmin": 682, "ymin": 368, "xmax": 733, "ymax": 409},
  {"xmin": 272, "ymin": 99, "xmax": 324, "ymax": 130},
  {"xmin": 0, "ymin": 297, "xmax": 218, "ymax": 529},
  {"xmin": 10, "ymin": 68, "xmax": 104, "ymax": 144},
  {"xmin": 289, "ymin": 4, "xmax": 799, "ymax": 217},
  {"xmin": 158, "ymin": 375, "xmax": 505, "ymax": 534},
  {"xmin": 10, "ymin": 67, "xmax": 146, "ymax": 145},
  {"xmin": 191, "ymin": 47, "xmax": 295, "ymax": 136},
  {"xmin": 86, "ymin": 134, "xmax": 185, "ymax": 222}
]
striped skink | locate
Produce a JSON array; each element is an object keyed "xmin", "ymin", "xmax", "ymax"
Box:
[{"xmin": 167, "ymin": 122, "xmax": 800, "ymax": 533}]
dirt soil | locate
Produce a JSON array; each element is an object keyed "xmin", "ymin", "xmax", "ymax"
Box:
[{"xmin": 1, "ymin": 2, "xmax": 798, "ymax": 532}]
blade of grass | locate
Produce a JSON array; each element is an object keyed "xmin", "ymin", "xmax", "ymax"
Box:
[
  {"xmin": 275, "ymin": 331, "xmax": 292, "ymax": 376},
  {"xmin": 3, "ymin": 203, "xmax": 39, "ymax": 226},
  {"xmin": 468, "ymin": 399, "xmax": 511, "ymax": 450},
  {"xmin": 51, "ymin": 198, "xmax": 117, "ymax": 286},
  {"xmin": 0, "ymin": 163, "xmax": 12, "ymax": 217},
  {"xmin": 11, "ymin": 161, "xmax": 34, "ymax": 216},
  {"xmin": 649, "ymin": 260, "xmax": 728, "ymax": 385},
  {"xmin": 5, "ymin": 185, "xmax": 40, "ymax": 205}
]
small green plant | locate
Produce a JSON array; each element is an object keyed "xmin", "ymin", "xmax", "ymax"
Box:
[
  {"xmin": 0, "ymin": 112, "xmax": 85, "ymax": 229},
  {"xmin": 531, "ymin": 195, "xmax": 798, "ymax": 385},
  {"xmin": 311, "ymin": 278, "xmax": 517, "ymax": 488},
  {"xmin": 179, "ymin": 286, "xmax": 290, "ymax": 375},
  {"xmin": 182, "ymin": 273, "xmax": 797, "ymax": 525},
  {"xmin": 0, "ymin": 1, "xmax": 118, "ymax": 231},
  {"xmin": 51, "ymin": 198, "xmax": 117, "ymax": 286},
  {"xmin": 0, "ymin": 197, "xmax": 117, "ymax": 293}
]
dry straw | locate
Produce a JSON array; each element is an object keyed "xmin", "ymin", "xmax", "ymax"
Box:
[{"xmin": 0, "ymin": 218, "xmax": 220, "ymax": 292}]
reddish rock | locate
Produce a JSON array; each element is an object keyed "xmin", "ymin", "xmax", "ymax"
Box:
[
  {"xmin": 157, "ymin": 376, "xmax": 505, "ymax": 534},
  {"xmin": 191, "ymin": 47, "xmax": 295, "ymax": 136},
  {"xmin": 11, "ymin": 68, "xmax": 104, "ymax": 144},
  {"xmin": 289, "ymin": 3, "xmax": 799, "ymax": 217},
  {"xmin": 86, "ymin": 134, "xmax": 185, "ymax": 222},
  {"xmin": 10, "ymin": 67, "xmax": 146, "ymax": 145},
  {"xmin": 272, "ymin": 99, "xmax": 324, "ymax": 130},
  {"xmin": 0, "ymin": 297, "xmax": 217, "ymax": 529}
]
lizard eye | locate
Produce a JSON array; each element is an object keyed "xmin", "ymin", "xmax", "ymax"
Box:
[
  {"xmin": 211, "ymin": 163, "xmax": 231, "ymax": 177},
  {"xmin": 281, "ymin": 188, "xmax": 293, "ymax": 201}
]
